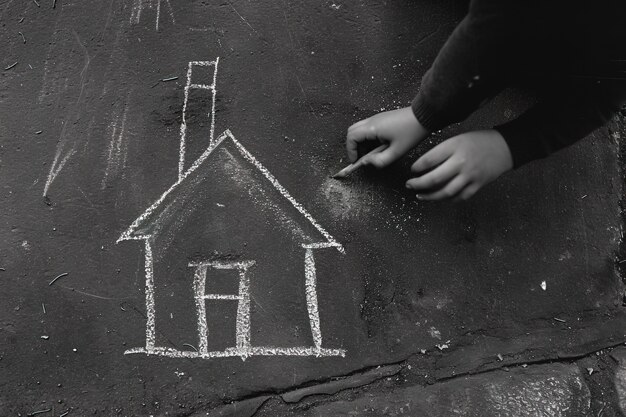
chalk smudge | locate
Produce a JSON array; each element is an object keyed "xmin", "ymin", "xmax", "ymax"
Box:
[
  {"xmin": 101, "ymin": 94, "xmax": 131, "ymax": 189},
  {"xmin": 43, "ymin": 31, "xmax": 91, "ymax": 198}
]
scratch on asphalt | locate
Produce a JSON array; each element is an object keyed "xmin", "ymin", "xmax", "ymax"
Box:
[
  {"xmin": 226, "ymin": 0, "xmax": 258, "ymax": 34},
  {"xmin": 56, "ymin": 284, "xmax": 132, "ymax": 300},
  {"xmin": 293, "ymin": 72, "xmax": 314, "ymax": 112}
]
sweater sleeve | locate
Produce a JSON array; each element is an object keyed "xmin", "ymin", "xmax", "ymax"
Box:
[
  {"xmin": 494, "ymin": 80, "xmax": 626, "ymax": 168},
  {"xmin": 411, "ymin": 0, "xmax": 520, "ymax": 132}
]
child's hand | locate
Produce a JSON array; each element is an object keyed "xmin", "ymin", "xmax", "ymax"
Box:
[
  {"xmin": 346, "ymin": 107, "xmax": 429, "ymax": 169},
  {"xmin": 406, "ymin": 130, "xmax": 513, "ymax": 201}
]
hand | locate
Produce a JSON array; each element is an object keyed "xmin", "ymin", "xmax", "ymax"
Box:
[
  {"xmin": 346, "ymin": 107, "xmax": 429, "ymax": 169},
  {"xmin": 406, "ymin": 129, "xmax": 513, "ymax": 201}
]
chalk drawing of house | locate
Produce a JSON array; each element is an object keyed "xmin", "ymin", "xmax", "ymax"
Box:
[{"xmin": 118, "ymin": 58, "xmax": 345, "ymax": 359}]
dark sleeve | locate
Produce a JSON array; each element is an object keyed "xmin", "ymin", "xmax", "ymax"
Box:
[
  {"xmin": 411, "ymin": 0, "xmax": 522, "ymax": 132},
  {"xmin": 494, "ymin": 80, "xmax": 626, "ymax": 168}
]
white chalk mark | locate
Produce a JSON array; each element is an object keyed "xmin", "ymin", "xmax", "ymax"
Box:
[
  {"xmin": 205, "ymin": 294, "xmax": 239, "ymax": 300},
  {"xmin": 193, "ymin": 265, "xmax": 209, "ymax": 355},
  {"xmin": 118, "ymin": 59, "xmax": 345, "ymax": 360},
  {"xmin": 193, "ymin": 261, "xmax": 253, "ymax": 359},
  {"xmin": 164, "ymin": 0, "xmax": 175, "ymax": 23},
  {"xmin": 129, "ymin": 0, "xmax": 142, "ymax": 23},
  {"xmin": 130, "ymin": 0, "xmax": 175, "ymax": 30},
  {"xmin": 43, "ymin": 31, "xmax": 91, "ymax": 197},
  {"xmin": 189, "ymin": 260, "xmax": 255, "ymax": 268},
  {"xmin": 302, "ymin": 242, "xmax": 343, "ymax": 249},
  {"xmin": 188, "ymin": 84, "xmax": 213, "ymax": 90},
  {"xmin": 304, "ymin": 247, "xmax": 322, "ymax": 349},
  {"xmin": 119, "ymin": 128, "xmax": 344, "ymax": 252},
  {"xmin": 43, "ymin": 147, "xmax": 77, "ymax": 197},
  {"xmin": 102, "ymin": 96, "xmax": 131, "ymax": 189},
  {"xmin": 125, "ymin": 346, "xmax": 346, "ymax": 358},
  {"xmin": 178, "ymin": 58, "xmax": 219, "ymax": 180},
  {"xmin": 235, "ymin": 264, "xmax": 252, "ymax": 356},
  {"xmin": 144, "ymin": 239, "xmax": 156, "ymax": 350},
  {"xmin": 226, "ymin": 130, "xmax": 344, "ymax": 253}
]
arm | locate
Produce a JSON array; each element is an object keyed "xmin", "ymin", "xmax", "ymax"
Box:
[
  {"xmin": 407, "ymin": 81, "xmax": 626, "ymax": 201},
  {"xmin": 412, "ymin": 0, "xmax": 519, "ymax": 132},
  {"xmin": 495, "ymin": 80, "xmax": 626, "ymax": 168},
  {"xmin": 346, "ymin": 0, "xmax": 520, "ymax": 169}
]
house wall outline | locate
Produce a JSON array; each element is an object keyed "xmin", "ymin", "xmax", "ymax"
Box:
[{"xmin": 117, "ymin": 58, "xmax": 346, "ymax": 360}]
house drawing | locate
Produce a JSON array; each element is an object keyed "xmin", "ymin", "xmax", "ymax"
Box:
[{"xmin": 117, "ymin": 58, "xmax": 346, "ymax": 360}]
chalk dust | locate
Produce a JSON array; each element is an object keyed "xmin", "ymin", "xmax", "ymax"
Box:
[
  {"xmin": 321, "ymin": 178, "xmax": 373, "ymax": 220},
  {"xmin": 321, "ymin": 177, "xmax": 422, "ymax": 238},
  {"xmin": 219, "ymin": 147, "xmax": 317, "ymax": 245}
]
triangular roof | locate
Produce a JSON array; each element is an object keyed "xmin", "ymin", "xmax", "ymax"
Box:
[{"xmin": 118, "ymin": 129, "xmax": 343, "ymax": 253}]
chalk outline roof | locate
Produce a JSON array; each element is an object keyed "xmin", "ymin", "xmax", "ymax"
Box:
[{"xmin": 118, "ymin": 129, "xmax": 344, "ymax": 253}]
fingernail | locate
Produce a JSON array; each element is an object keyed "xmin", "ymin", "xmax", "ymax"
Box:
[{"xmin": 415, "ymin": 194, "xmax": 423, "ymax": 200}]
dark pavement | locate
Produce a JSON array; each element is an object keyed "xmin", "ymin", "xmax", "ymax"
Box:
[{"xmin": 1, "ymin": 0, "xmax": 626, "ymax": 415}]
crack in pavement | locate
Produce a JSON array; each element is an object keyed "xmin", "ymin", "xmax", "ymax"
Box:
[{"xmin": 182, "ymin": 338, "xmax": 626, "ymax": 417}]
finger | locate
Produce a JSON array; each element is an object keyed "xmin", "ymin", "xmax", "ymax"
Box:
[
  {"xmin": 454, "ymin": 183, "xmax": 481, "ymax": 202},
  {"xmin": 359, "ymin": 141, "xmax": 400, "ymax": 169},
  {"xmin": 405, "ymin": 157, "xmax": 461, "ymax": 191},
  {"xmin": 411, "ymin": 139, "xmax": 458, "ymax": 173},
  {"xmin": 361, "ymin": 131, "xmax": 421, "ymax": 169},
  {"xmin": 346, "ymin": 120, "xmax": 377, "ymax": 162},
  {"xmin": 347, "ymin": 118, "xmax": 368, "ymax": 132},
  {"xmin": 416, "ymin": 175, "xmax": 468, "ymax": 201}
]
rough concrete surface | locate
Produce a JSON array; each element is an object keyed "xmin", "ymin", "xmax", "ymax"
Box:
[
  {"xmin": 271, "ymin": 363, "xmax": 593, "ymax": 416},
  {"xmin": 1, "ymin": 0, "xmax": 625, "ymax": 416}
]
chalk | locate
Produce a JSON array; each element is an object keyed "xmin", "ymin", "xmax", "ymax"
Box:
[
  {"xmin": 101, "ymin": 97, "xmax": 130, "ymax": 189},
  {"xmin": 178, "ymin": 58, "xmax": 219, "ymax": 179},
  {"xmin": 161, "ymin": 76, "xmax": 178, "ymax": 82},
  {"xmin": 49, "ymin": 272, "xmax": 68, "ymax": 286},
  {"xmin": 156, "ymin": 0, "xmax": 161, "ymax": 30},
  {"xmin": 125, "ymin": 346, "xmax": 345, "ymax": 358},
  {"xmin": 0, "ymin": 268, "xmax": 5, "ymax": 271},
  {"xmin": 19, "ymin": 17, "xmax": 24, "ymax": 23},
  {"xmin": 59, "ymin": 411, "xmax": 69, "ymax": 417},
  {"xmin": 304, "ymin": 247, "xmax": 322, "ymax": 349},
  {"xmin": 119, "ymin": 59, "xmax": 345, "ymax": 359},
  {"xmin": 53, "ymin": 0, "xmax": 57, "ymax": 8},
  {"xmin": 131, "ymin": 0, "xmax": 174, "ymax": 30},
  {"xmin": 18, "ymin": 32, "xmax": 26, "ymax": 44},
  {"xmin": 332, "ymin": 144, "xmax": 388, "ymax": 179},
  {"xmin": 553, "ymin": 317, "xmax": 566, "ymax": 323},
  {"xmin": 33, "ymin": 0, "xmax": 40, "ymax": 7},
  {"xmin": 4, "ymin": 62, "xmax": 18, "ymax": 70},
  {"xmin": 42, "ymin": 303, "xmax": 46, "ymax": 314},
  {"xmin": 35, "ymin": 130, "xmax": 42, "ymax": 134}
]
